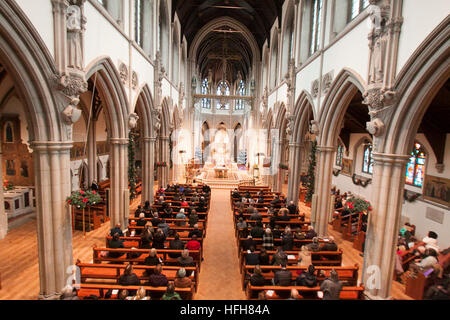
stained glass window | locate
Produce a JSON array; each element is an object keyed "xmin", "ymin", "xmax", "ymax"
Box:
[
  {"xmin": 134, "ymin": 0, "xmax": 144, "ymax": 47},
  {"xmin": 336, "ymin": 143, "xmax": 344, "ymax": 166},
  {"xmin": 405, "ymin": 142, "xmax": 426, "ymax": 187},
  {"xmin": 216, "ymin": 81, "xmax": 230, "ymax": 110},
  {"xmin": 310, "ymin": 0, "xmax": 323, "ymax": 56},
  {"xmin": 362, "ymin": 143, "xmax": 373, "ymax": 174},
  {"xmin": 236, "ymin": 80, "xmax": 246, "ymax": 110},
  {"xmin": 350, "ymin": 0, "xmax": 370, "ymax": 21},
  {"xmin": 201, "ymin": 78, "xmax": 211, "ymax": 109}
]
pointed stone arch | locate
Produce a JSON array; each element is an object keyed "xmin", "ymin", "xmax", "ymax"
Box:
[
  {"xmin": 84, "ymin": 57, "xmax": 130, "ymax": 229},
  {"xmin": 0, "ymin": 0, "xmax": 79, "ymax": 299},
  {"xmin": 313, "ymin": 68, "xmax": 366, "ymax": 236},
  {"xmin": 287, "ymin": 90, "xmax": 316, "ymax": 202},
  {"xmin": 134, "ymin": 84, "xmax": 156, "ymax": 203}
]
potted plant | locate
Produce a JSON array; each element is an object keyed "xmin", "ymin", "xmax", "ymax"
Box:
[
  {"xmin": 67, "ymin": 190, "xmax": 102, "ymax": 235},
  {"xmin": 3, "ymin": 180, "xmax": 14, "ymax": 192},
  {"xmin": 344, "ymin": 197, "xmax": 373, "ymax": 214}
]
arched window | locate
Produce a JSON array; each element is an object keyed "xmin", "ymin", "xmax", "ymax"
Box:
[
  {"xmin": 350, "ymin": 0, "xmax": 370, "ymax": 21},
  {"xmin": 405, "ymin": 142, "xmax": 427, "ymax": 187},
  {"xmin": 134, "ymin": 0, "xmax": 144, "ymax": 47},
  {"xmin": 216, "ymin": 81, "xmax": 230, "ymax": 96},
  {"xmin": 336, "ymin": 143, "xmax": 344, "ymax": 167},
  {"xmin": 235, "ymin": 80, "xmax": 246, "ymax": 110},
  {"xmin": 201, "ymin": 78, "xmax": 211, "ymax": 109},
  {"xmin": 97, "ymin": 0, "xmax": 106, "ymax": 7},
  {"xmin": 4, "ymin": 122, "xmax": 14, "ymax": 143},
  {"xmin": 310, "ymin": 0, "xmax": 323, "ymax": 56},
  {"xmin": 362, "ymin": 143, "xmax": 373, "ymax": 174},
  {"xmin": 216, "ymin": 81, "xmax": 230, "ymax": 110},
  {"xmin": 172, "ymin": 38, "xmax": 179, "ymax": 84}
]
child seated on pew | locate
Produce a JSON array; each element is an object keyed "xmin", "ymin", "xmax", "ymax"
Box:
[{"xmin": 130, "ymin": 286, "xmax": 150, "ymax": 300}]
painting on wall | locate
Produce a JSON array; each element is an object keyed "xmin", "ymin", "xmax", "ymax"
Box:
[
  {"xmin": 423, "ymin": 175, "xmax": 450, "ymax": 207},
  {"xmin": 341, "ymin": 158, "xmax": 353, "ymax": 176}
]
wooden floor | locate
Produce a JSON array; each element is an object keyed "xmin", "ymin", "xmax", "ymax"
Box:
[{"xmin": 0, "ymin": 185, "xmax": 413, "ymax": 300}]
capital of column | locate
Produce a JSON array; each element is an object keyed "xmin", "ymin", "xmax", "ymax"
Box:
[
  {"xmin": 51, "ymin": 0, "xmax": 69, "ymax": 14},
  {"xmin": 316, "ymin": 145, "xmax": 336, "ymax": 153},
  {"xmin": 160, "ymin": 136, "xmax": 170, "ymax": 141},
  {"xmin": 372, "ymin": 152, "xmax": 409, "ymax": 165},
  {"xmin": 288, "ymin": 142, "xmax": 301, "ymax": 148},
  {"xmin": 30, "ymin": 141, "xmax": 73, "ymax": 152},
  {"xmin": 109, "ymin": 138, "xmax": 129, "ymax": 145},
  {"xmin": 143, "ymin": 137, "xmax": 157, "ymax": 143}
]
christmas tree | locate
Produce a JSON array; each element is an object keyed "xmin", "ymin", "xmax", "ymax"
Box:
[
  {"xmin": 305, "ymin": 140, "xmax": 317, "ymax": 203},
  {"xmin": 128, "ymin": 131, "xmax": 138, "ymax": 200}
]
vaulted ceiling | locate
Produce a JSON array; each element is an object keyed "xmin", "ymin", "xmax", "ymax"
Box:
[{"xmin": 173, "ymin": 0, "xmax": 284, "ymax": 82}]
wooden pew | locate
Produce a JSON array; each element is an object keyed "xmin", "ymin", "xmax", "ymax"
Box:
[
  {"xmin": 332, "ymin": 212, "xmax": 361, "ymax": 240},
  {"xmin": 72, "ymin": 205, "xmax": 107, "ymax": 232},
  {"xmin": 128, "ymin": 217, "xmax": 206, "ymax": 228},
  {"xmin": 246, "ymin": 284, "xmax": 365, "ymax": 300},
  {"xmin": 75, "ymin": 261, "xmax": 199, "ymax": 292},
  {"xmin": 77, "ymin": 283, "xmax": 194, "ymax": 300},
  {"xmin": 128, "ymin": 225, "xmax": 206, "ymax": 239},
  {"xmin": 237, "ymin": 237, "xmax": 326, "ymax": 252},
  {"xmin": 239, "ymin": 249, "xmax": 344, "ymax": 274},
  {"xmin": 242, "ymin": 264, "xmax": 360, "ymax": 290},
  {"xmin": 105, "ymin": 235, "xmax": 204, "ymax": 249},
  {"xmin": 92, "ymin": 247, "xmax": 202, "ymax": 271}
]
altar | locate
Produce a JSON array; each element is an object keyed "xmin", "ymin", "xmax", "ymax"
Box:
[
  {"xmin": 3, "ymin": 187, "xmax": 36, "ymax": 219},
  {"xmin": 214, "ymin": 166, "xmax": 229, "ymax": 179}
]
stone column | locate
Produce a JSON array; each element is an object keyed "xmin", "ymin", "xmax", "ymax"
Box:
[
  {"xmin": 272, "ymin": 140, "xmax": 283, "ymax": 192},
  {"xmin": 31, "ymin": 141, "xmax": 73, "ymax": 300},
  {"xmin": 87, "ymin": 118, "xmax": 97, "ymax": 185},
  {"xmin": 141, "ymin": 137, "xmax": 156, "ymax": 204},
  {"xmin": 312, "ymin": 145, "xmax": 335, "ymax": 237},
  {"xmin": 362, "ymin": 152, "xmax": 409, "ymax": 300},
  {"xmin": 287, "ymin": 142, "xmax": 302, "ymax": 203},
  {"xmin": 109, "ymin": 138, "xmax": 128, "ymax": 229},
  {"xmin": 0, "ymin": 144, "xmax": 7, "ymax": 239},
  {"xmin": 160, "ymin": 136, "xmax": 170, "ymax": 187}
]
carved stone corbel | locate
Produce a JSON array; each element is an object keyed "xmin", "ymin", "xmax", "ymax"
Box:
[
  {"xmin": 435, "ymin": 163, "xmax": 445, "ymax": 173},
  {"xmin": 62, "ymin": 97, "xmax": 82, "ymax": 125},
  {"xmin": 119, "ymin": 62, "xmax": 128, "ymax": 85},
  {"xmin": 286, "ymin": 114, "xmax": 295, "ymax": 136},
  {"xmin": 322, "ymin": 71, "xmax": 334, "ymax": 96},
  {"xmin": 131, "ymin": 71, "xmax": 139, "ymax": 90},
  {"xmin": 310, "ymin": 120, "xmax": 319, "ymax": 136},
  {"xmin": 363, "ymin": 86, "xmax": 396, "ymax": 137},
  {"xmin": 152, "ymin": 108, "xmax": 162, "ymax": 133},
  {"xmin": 128, "ymin": 113, "xmax": 139, "ymax": 129},
  {"xmin": 311, "ymin": 79, "xmax": 319, "ymax": 98}
]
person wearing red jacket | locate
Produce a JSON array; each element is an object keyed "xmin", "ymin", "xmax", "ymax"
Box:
[{"xmin": 185, "ymin": 234, "xmax": 201, "ymax": 251}]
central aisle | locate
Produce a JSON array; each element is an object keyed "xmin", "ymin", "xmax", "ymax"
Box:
[{"xmin": 195, "ymin": 188, "xmax": 246, "ymax": 300}]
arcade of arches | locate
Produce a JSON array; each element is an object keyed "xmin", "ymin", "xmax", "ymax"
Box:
[{"xmin": 0, "ymin": 0, "xmax": 449, "ymax": 301}]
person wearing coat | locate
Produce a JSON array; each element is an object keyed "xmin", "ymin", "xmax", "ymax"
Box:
[
  {"xmin": 296, "ymin": 265, "xmax": 318, "ymax": 287},
  {"xmin": 320, "ymin": 269, "xmax": 342, "ymax": 300}
]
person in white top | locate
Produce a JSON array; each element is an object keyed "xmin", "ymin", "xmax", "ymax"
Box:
[{"xmin": 422, "ymin": 231, "xmax": 440, "ymax": 253}]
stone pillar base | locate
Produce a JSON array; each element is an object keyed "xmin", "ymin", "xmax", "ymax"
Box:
[
  {"xmin": 364, "ymin": 290, "xmax": 393, "ymax": 300},
  {"xmin": 38, "ymin": 293, "xmax": 62, "ymax": 300}
]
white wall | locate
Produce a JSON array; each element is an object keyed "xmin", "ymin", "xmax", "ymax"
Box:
[
  {"xmin": 397, "ymin": 0, "xmax": 450, "ymax": 76},
  {"xmin": 15, "ymin": 0, "xmax": 54, "ymax": 58}
]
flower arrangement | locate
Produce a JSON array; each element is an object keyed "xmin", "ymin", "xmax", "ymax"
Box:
[
  {"xmin": 3, "ymin": 180, "xmax": 14, "ymax": 192},
  {"xmin": 66, "ymin": 190, "xmax": 102, "ymax": 209},
  {"xmin": 345, "ymin": 197, "xmax": 373, "ymax": 213},
  {"xmin": 155, "ymin": 162, "xmax": 168, "ymax": 167}
]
